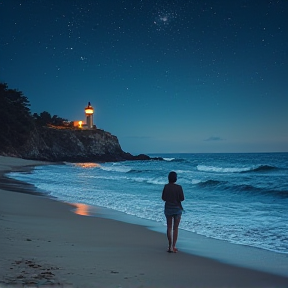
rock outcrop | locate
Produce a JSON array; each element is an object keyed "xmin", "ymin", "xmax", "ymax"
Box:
[{"xmin": 3, "ymin": 127, "xmax": 157, "ymax": 162}]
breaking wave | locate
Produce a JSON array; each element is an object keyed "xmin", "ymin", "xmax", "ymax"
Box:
[
  {"xmin": 159, "ymin": 156, "xmax": 190, "ymax": 163},
  {"xmin": 163, "ymin": 157, "xmax": 175, "ymax": 161},
  {"xmin": 197, "ymin": 164, "xmax": 277, "ymax": 174}
]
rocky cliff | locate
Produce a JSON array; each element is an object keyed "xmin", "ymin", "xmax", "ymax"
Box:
[{"xmin": 3, "ymin": 127, "xmax": 154, "ymax": 162}]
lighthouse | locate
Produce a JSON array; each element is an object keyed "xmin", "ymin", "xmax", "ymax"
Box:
[{"xmin": 85, "ymin": 102, "xmax": 94, "ymax": 129}]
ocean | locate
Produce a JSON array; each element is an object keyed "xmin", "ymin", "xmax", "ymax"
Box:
[{"xmin": 8, "ymin": 153, "xmax": 288, "ymax": 255}]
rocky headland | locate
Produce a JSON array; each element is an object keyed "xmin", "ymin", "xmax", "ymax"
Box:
[
  {"xmin": 1, "ymin": 126, "xmax": 158, "ymax": 162},
  {"xmin": 0, "ymin": 82, "xmax": 160, "ymax": 163}
]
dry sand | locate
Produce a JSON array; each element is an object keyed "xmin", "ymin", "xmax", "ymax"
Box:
[{"xmin": 0, "ymin": 156, "xmax": 288, "ymax": 288}]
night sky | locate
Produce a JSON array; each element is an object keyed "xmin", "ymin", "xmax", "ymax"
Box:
[{"xmin": 1, "ymin": 0, "xmax": 287, "ymax": 154}]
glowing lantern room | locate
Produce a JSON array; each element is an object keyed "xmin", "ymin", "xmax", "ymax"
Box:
[{"xmin": 85, "ymin": 102, "xmax": 94, "ymax": 129}]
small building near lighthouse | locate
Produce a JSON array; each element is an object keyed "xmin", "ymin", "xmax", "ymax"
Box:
[{"xmin": 73, "ymin": 102, "xmax": 96, "ymax": 130}]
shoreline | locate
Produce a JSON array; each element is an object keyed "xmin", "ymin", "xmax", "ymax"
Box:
[
  {"xmin": 1, "ymin": 156, "xmax": 288, "ymax": 287},
  {"xmin": 71, "ymin": 203, "xmax": 288, "ymax": 278}
]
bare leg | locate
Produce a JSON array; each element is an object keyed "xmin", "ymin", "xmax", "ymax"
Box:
[
  {"xmin": 172, "ymin": 215, "xmax": 181, "ymax": 252},
  {"xmin": 166, "ymin": 216, "xmax": 173, "ymax": 251}
]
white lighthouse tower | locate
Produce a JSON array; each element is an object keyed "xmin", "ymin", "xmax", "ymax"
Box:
[{"xmin": 85, "ymin": 102, "xmax": 94, "ymax": 129}]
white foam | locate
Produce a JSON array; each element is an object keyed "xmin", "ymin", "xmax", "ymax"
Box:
[
  {"xmin": 100, "ymin": 165, "xmax": 131, "ymax": 173},
  {"xmin": 197, "ymin": 165, "xmax": 251, "ymax": 173},
  {"xmin": 147, "ymin": 178, "xmax": 166, "ymax": 185},
  {"xmin": 163, "ymin": 157, "xmax": 175, "ymax": 161},
  {"xmin": 133, "ymin": 177, "xmax": 148, "ymax": 183}
]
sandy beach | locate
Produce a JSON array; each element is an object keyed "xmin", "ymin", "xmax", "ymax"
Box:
[{"xmin": 0, "ymin": 156, "xmax": 288, "ymax": 288}]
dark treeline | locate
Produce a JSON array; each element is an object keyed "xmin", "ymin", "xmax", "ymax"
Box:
[{"xmin": 0, "ymin": 82, "xmax": 69, "ymax": 152}]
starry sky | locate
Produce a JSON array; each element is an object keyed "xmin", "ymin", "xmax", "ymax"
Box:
[{"xmin": 1, "ymin": 0, "xmax": 287, "ymax": 154}]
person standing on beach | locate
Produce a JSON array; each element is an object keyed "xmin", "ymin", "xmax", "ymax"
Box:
[{"xmin": 162, "ymin": 171, "xmax": 184, "ymax": 253}]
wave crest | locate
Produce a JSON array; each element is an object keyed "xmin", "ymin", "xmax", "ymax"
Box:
[
  {"xmin": 197, "ymin": 165, "xmax": 251, "ymax": 173},
  {"xmin": 197, "ymin": 179, "xmax": 224, "ymax": 187},
  {"xmin": 247, "ymin": 165, "xmax": 276, "ymax": 173},
  {"xmin": 163, "ymin": 157, "xmax": 189, "ymax": 163},
  {"xmin": 234, "ymin": 184, "xmax": 288, "ymax": 198},
  {"xmin": 163, "ymin": 157, "xmax": 175, "ymax": 161},
  {"xmin": 197, "ymin": 164, "xmax": 277, "ymax": 174}
]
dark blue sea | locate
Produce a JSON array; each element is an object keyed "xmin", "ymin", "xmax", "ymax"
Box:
[{"xmin": 8, "ymin": 153, "xmax": 288, "ymax": 255}]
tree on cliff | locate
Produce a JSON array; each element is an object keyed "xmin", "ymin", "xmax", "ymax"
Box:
[
  {"xmin": 0, "ymin": 83, "xmax": 34, "ymax": 151},
  {"xmin": 33, "ymin": 111, "xmax": 67, "ymax": 127}
]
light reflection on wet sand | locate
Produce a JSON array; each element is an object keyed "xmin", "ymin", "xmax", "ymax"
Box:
[
  {"xmin": 72, "ymin": 202, "xmax": 98, "ymax": 216},
  {"xmin": 74, "ymin": 163, "xmax": 101, "ymax": 168}
]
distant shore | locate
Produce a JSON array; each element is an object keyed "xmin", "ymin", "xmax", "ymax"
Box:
[{"xmin": 1, "ymin": 155, "xmax": 288, "ymax": 287}]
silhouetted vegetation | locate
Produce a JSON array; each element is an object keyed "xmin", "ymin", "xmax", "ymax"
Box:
[
  {"xmin": 0, "ymin": 83, "xmax": 34, "ymax": 150},
  {"xmin": 0, "ymin": 82, "xmax": 68, "ymax": 154},
  {"xmin": 33, "ymin": 111, "xmax": 68, "ymax": 127}
]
